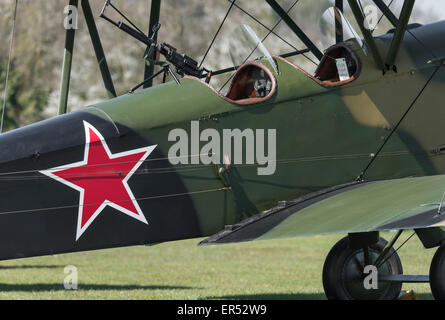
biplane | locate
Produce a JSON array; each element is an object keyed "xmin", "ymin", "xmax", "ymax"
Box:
[{"xmin": 1, "ymin": 0, "xmax": 445, "ymax": 300}]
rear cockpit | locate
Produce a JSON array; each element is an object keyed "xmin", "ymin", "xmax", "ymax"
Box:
[{"xmin": 313, "ymin": 43, "xmax": 360, "ymax": 86}]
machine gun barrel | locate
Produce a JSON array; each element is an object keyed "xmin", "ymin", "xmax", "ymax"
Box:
[
  {"xmin": 117, "ymin": 22, "xmax": 154, "ymax": 47},
  {"xmin": 99, "ymin": 10, "xmax": 154, "ymax": 47},
  {"xmin": 100, "ymin": 4, "xmax": 207, "ymax": 79}
]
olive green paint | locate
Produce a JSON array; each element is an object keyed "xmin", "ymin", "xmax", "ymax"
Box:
[{"xmin": 78, "ymin": 21, "xmax": 445, "ymax": 238}]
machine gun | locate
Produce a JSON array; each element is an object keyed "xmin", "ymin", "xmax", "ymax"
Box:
[
  {"xmin": 158, "ymin": 43, "xmax": 205, "ymax": 78},
  {"xmin": 99, "ymin": 0, "xmax": 209, "ymax": 90}
]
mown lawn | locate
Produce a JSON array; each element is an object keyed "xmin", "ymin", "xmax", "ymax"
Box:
[{"xmin": 0, "ymin": 232, "xmax": 435, "ymax": 299}]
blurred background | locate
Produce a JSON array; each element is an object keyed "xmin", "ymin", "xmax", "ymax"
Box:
[{"xmin": 0, "ymin": 0, "xmax": 443, "ymax": 131}]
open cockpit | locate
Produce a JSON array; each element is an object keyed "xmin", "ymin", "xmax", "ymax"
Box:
[
  {"xmin": 196, "ymin": 41, "xmax": 360, "ymax": 105},
  {"xmin": 313, "ymin": 43, "xmax": 360, "ymax": 86}
]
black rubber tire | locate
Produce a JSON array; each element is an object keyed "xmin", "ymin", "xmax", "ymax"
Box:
[
  {"xmin": 429, "ymin": 243, "xmax": 445, "ymax": 300},
  {"xmin": 322, "ymin": 236, "xmax": 403, "ymax": 300}
]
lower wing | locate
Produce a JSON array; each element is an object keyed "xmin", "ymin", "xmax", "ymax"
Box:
[{"xmin": 201, "ymin": 174, "xmax": 445, "ymax": 244}]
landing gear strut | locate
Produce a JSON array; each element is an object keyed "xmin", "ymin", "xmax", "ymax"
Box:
[{"xmin": 322, "ymin": 236, "xmax": 403, "ymax": 300}]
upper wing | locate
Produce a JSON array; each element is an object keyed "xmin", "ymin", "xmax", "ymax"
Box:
[{"xmin": 201, "ymin": 175, "xmax": 445, "ymax": 244}]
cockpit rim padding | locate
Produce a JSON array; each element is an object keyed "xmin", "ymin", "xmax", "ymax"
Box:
[
  {"xmin": 274, "ymin": 43, "xmax": 361, "ymax": 88},
  {"xmin": 184, "ymin": 61, "xmax": 277, "ymax": 106}
]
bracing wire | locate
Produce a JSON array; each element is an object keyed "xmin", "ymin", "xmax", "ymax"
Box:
[
  {"xmin": 227, "ymin": 0, "xmax": 316, "ymax": 66},
  {"xmin": 199, "ymin": 0, "xmax": 237, "ymax": 69},
  {"xmin": 371, "ymin": 0, "xmax": 395, "ymax": 34},
  {"xmin": 358, "ymin": 60, "xmax": 444, "ymax": 180},
  {"xmin": 219, "ymin": 0, "xmax": 305, "ymax": 92},
  {"xmin": 0, "ymin": 149, "xmax": 423, "ymax": 181},
  {"xmin": 370, "ymin": 0, "xmax": 435, "ymax": 59},
  {"xmin": 377, "ymin": 231, "xmax": 416, "ymax": 268},
  {"xmin": 0, "ymin": 186, "xmax": 231, "ymax": 216},
  {"xmin": 0, "ymin": 0, "xmax": 18, "ymax": 134}
]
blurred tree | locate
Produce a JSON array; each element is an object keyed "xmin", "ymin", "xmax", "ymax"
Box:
[
  {"xmin": 0, "ymin": 0, "xmax": 435, "ymax": 131},
  {"xmin": 0, "ymin": 60, "xmax": 48, "ymax": 131}
]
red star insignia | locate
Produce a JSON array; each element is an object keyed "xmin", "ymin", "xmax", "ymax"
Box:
[{"xmin": 40, "ymin": 121, "xmax": 156, "ymax": 240}]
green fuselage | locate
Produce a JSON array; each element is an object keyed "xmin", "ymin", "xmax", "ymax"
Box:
[{"xmin": 79, "ymin": 21, "xmax": 444, "ymax": 237}]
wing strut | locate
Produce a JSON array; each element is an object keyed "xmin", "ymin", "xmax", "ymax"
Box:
[
  {"xmin": 347, "ymin": 0, "xmax": 385, "ymax": 71},
  {"xmin": 372, "ymin": 0, "xmax": 400, "ymax": 28},
  {"xmin": 335, "ymin": 0, "xmax": 344, "ymax": 44},
  {"xmin": 59, "ymin": 0, "xmax": 78, "ymax": 115},
  {"xmin": 265, "ymin": 0, "xmax": 323, "ymax": 60},
  {"xmin": 385, "ymin": 0, "xmax": 415, "ymax": 70},
  {"xmin": 143, "ymin": 0, "xmax": 161, "ymax": 88},
  {"xmin": 59, "ymin": 0, "xmax": 117, "ymax": 115},
  {"xmin": 82, "ymin": 0, "xmax": 116, "ymax": 98}
]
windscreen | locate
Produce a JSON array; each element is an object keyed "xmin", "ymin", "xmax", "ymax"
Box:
[{"xmin": 228, "ymin": 24, "xmax": 279, "ymax": 74}]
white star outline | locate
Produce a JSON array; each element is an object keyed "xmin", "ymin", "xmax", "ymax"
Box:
[{"xmin": 39, "ymin": 121, "xmax": 157, "ymax": 241}]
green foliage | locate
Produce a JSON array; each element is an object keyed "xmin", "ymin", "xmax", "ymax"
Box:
[
  {"xmin": 0, "ymin": 60, "xmax": 48, "ymax": 132},
  {"xmin": 0, "ymin": 232, "xmax": 434, "ymax": 299}
]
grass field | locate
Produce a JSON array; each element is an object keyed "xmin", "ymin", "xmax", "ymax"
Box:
[{"xmin": 0, "ymin": 232, "xmax": 435, "ymax": 299}]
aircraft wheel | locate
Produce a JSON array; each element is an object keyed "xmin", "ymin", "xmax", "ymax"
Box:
[
  {"xmin": 322, "ymin": 236, "xmax": 403, "ymax": 300},
  {"xmin": 429, "ymin": 243, "xmax": 445, "ymax": 300}
]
